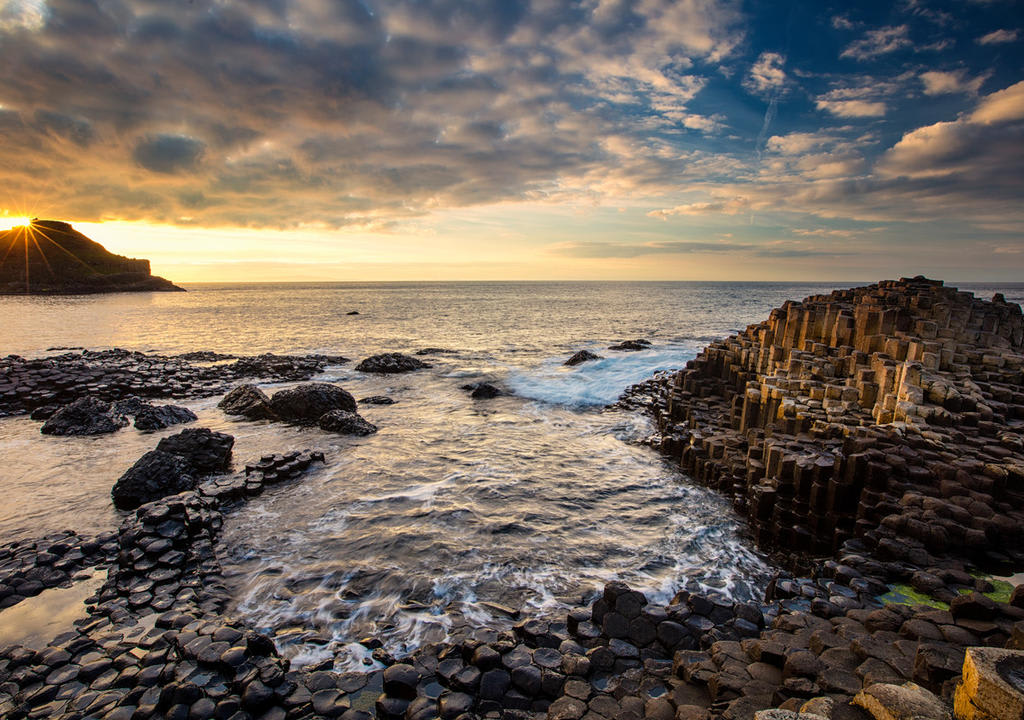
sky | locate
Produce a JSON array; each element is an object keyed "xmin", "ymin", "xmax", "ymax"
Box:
[{"xmin": 0, "ymin": 0, "xmax": 1022, "ymax": 282}]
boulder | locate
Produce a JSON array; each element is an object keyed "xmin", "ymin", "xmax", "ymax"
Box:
[
  {"xmin": 269, "ymin": 383, "xmax": 357, "ymax": 422},
  {"xmin": 355, "ymin": 353, "xmax": 430, "ymax": 374},
  {"xmin": 564, "ymin": 350, "xmax": 603, "ymax": 366},
  {"xmin": 111, "ymin": 450, "xmax": 194, "ymax": 510},
  {"xmin": 218, "ymin": 384, "xmax": 275, "ymax": 419},
  {"xmin": 852, "ymin": 682, "xmax": 951, "ymax": 720},
  {"xmin": 608, "ymin": 339, "xmax": 651, "ymax": 351},
  {"xmin": 359, "ymin": 396, "xmax": 395, "ymax": 405},
  {"xmin": 40, "ymin": 396, "xmax": 128, "ymax": 435},
  {"xmin": 134, "ymin": 404, "xmax": 198, "ymax": 431},
  {"xmin": 462, "ymin": 382, "xmax": 502, "ymax": 399},
  {"xmin": 111, "ymin": 396, "xmax": 151, "ymax": 416},
  {"xmin": 156, "ymin": 428, "xmax": 234, "ymax": 473},
  {"xmin": 318, "ymin": 410, "xmax": 378, "ymax": 435}
]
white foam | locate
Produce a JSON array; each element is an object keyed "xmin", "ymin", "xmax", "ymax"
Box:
[{"xmin": 505, "ymin": 344, "xmax": 697, "ymax": 407}]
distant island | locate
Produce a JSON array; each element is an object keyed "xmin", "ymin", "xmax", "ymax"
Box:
[{"xmin": 0, "ymin": 219, "xmax": 184, "ymax": 295}]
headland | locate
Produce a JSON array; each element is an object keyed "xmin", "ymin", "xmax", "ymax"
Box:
[{"xmin": 0, "ymin": 220, "xmax": 184, "ymax": 295}]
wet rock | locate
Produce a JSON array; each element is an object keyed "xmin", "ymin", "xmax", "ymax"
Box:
[
  {"xmin": 564, "ymin": 350, "xmax": 602, "ymax": 366},
  {"xmin": 218, "ymin": 384, "xmax": 275, "ymax": 419},
  {"xmin": 463, "ymin": 382, "xmax": 503, "ymax": 399},
  {"xmin": 134, "ymin": 404, "xmax": 198, "ymax": 431},
  {"xmin": 382, "ymin": 663, "xmax": 420, "ymax": 699},
  {"xmin": 269, "ymin": 383, "xmax": 357, "ymax": 422},
  {"xmin": 318, "ymin": 410, "xmax": 378, "ymax": 435},
  {"xmin": 157, "ymin": 428, "xmax": 234, "ymax": 473},
  {"xmin": 40, "ymin": 396, "xmax": 128, "ymax": 435},
  {"xmin": 359, "ymin": 396, "xmax": 395, "ymax": 405},
  {"xmin": 355, "ymin": 353, "xmax": 429, "ymax": 374},
  {"xmin": 608, "ymin": 339, "xmax": 651, "ymax": 351},
  {"xmin": 111, "ymin": 450, "xmax": 194, "ymax": 510}
]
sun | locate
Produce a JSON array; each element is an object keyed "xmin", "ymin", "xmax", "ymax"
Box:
[{"xmin": 0, "ymin": 216, "xmax": 33, "ymax": 232}]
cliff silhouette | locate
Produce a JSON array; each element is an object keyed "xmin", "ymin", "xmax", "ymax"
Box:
[{"xmin": 0, "ymin": 220, "xmax": 184, "ymax": 294}]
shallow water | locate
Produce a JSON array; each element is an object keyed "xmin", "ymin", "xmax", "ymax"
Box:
[{"xmin": 2, "ymin": 281, "xmax": 1020, "ymax": 664}]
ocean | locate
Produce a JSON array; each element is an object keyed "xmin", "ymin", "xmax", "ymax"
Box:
[{"xmin": 2, "ymin": 280, "xmax": 1020, "ymax": 667}]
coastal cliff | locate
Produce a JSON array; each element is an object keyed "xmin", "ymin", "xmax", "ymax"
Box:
[{"xmin": 0, "ymin": 220, "xmax": 184, "ymax": 294}]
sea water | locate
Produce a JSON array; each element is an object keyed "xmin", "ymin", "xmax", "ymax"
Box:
[{"xmin": 2, "ymin": 281, "xmax": 1019, "ymax": 667}]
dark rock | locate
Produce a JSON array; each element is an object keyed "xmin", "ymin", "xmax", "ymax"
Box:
[
  {"xmin": 40, "ymin": 397, "xmax": 128, "ymax": 435},
  {"xmin": 608, "ymin": 339, "xmax": 651, "ymax": 351},
  {"xmin": 218, "ymin": 384, "xmax": 275, "ymax": 419},
  {"xmin": 318, "ymin": 410, "xmax": 378, "ymax": 435},
  {"xmin": 355, "ymin": 353, "xmax": 429, "ymax": 374},
  {"xmin": 134, "ymin": 404, "xmax": 198, "ymax": 431},
  {"xmin": 564, "ymin": 351, "xmax": 602, "ymax": 366},
  {"xmin": 111, "ymin": 450, "xmax": 194, "ymax": 510},
  {"xmin": 358, "ymin": 396, "xmax": 394, "ymax": 405},
  {"xmin": 347, "ymin": 311, "xmax": 360, "ymax": 315},
  {"xmin": 382, "ymin": 663, "xmax": 419, "ymax": 699},
  {"xmin": 157, "ymin": 428, "xmax": 234, "ymax": 473},
  {"xmin": 462, "ymin": 382, "xmax": 502, "ymax": 399},
  {"xmin": 269, "ymin": 383, "xmax": 357, "ymax": 422}
]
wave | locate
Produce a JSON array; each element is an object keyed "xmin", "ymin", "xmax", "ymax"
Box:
[{"xmin": 505, "ymin": 343, "xmax": 698, "ymax": 407}]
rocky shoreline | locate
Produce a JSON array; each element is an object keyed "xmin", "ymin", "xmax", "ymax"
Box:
[{"xmin": 1, "ymin": 277, "xmax": 1023, "ymax": 720}]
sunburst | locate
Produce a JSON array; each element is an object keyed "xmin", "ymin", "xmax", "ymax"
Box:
[
  {"xmin": 0, "ymin": 215, "xmax": 33, "ymax": 232},
  {"xmin": 0, "ymin": 220, "xmax": 101, "ymax": 293}
]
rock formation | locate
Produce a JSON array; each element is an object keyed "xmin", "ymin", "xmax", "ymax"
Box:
[
  {"xmin": 0, "ymin": 220, "xmax": 184, "ymax": 294},
  {"xmin": 648, "ymin": 277, "xmax": 1024, "ymax": 572}
]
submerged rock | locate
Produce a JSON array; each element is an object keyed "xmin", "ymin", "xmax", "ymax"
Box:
[
  {"xmin": 463, "ymin": 382, "xmax": 503, "ymax": 399},
  {"xmin": 111, "ymin": 450, "xmax": 194, "ymax": 510},
  {"xmin": 360, "ymin": 395, "xmax": 395, "ymax": 405},
  {"xmin": 269, "ymin": 382, "xmax": 357, "ymax": 422},
  {"xmin": 608, "ymin": 339, "xmax": 651, "ymax": 351},
  {"xmin": 133, "ymin": 404, "xmax": 198, "ymax": 431},
  {"xmin": 40, "ymin": 396, "xmax": 128, "ymax": 435},
  {"xmin": 318, "ymin": 409, "xmax": 378, "ymax": 435},
  {"xmin": 564, "ymin": 350, "xmax": 603, "ymax": 366},
  {"xmin": 356, "ymin": 353, "xmax": 430, "ymax": 374},
  {"xmin": 156, "ymin": 427, "xmax": 234, "ymax": 473},
  {"xmin": 219, "ymin": 383, "xmax": 276, "ymax": 419}
]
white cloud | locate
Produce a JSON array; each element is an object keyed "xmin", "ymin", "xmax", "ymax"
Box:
[
  {"xmin": 766, "ymin": 132, "xmax": 834, "ymax": 155},
  {"xmin": 816, "ymin": 99, "xmax": 887, "ymax": 118},
  {"xmin": 832, "ymin": 15, "xmax": 856, "ymax": 30},
  {"xmin": 840, "ymin": 25, "xmax": 911, "ymax": 60},
  {"xmin": 977, "ymin": 28, "xmax": 1019, "ymax": 45},
  {"xmin": 970, "ymin": 80, "xmax": 1024, "ymax": 124},
  {"xmin": 920, "ymin": 70, "xmax": 987, "ymax": 96},
  {"xmin": 744, "ymin": 52, "xmax": 786, "ymax": 95}
]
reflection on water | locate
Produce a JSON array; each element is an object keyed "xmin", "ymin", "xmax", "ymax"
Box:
[{"xmin": 0, "ymin": 570, "xmax": 105, "ymax": 649}]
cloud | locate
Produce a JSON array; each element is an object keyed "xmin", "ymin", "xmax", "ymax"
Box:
[
  {"xmin": 133, "ymin": 135, "xmax": 206, "ymax": 174},
  {"xmin": 0, "ymin": 0, "xmax": 46, "ymax": 31},
  {"xmin": 766, "ymin": 132, "xmax": 835, "ymax": 155},
  {"xmin": 647, "ymin": 197, "xmax": 750, "ymax": 219},
  {"xmin": 970, "ymin": 80, "xmax": 1024, "ymax": 124},
  {"xmin": 816, "ymin": 99, "xmax": 887, "ymax": 118},
  {"xmin": 977, "ymin": 29, "xmax": 1019, "ymax": 44},
  {"xmin": 840, "ymin": 25, "xmax": 911, "ymax": 60},
  {"xmin": 550, "ymin": 240, "xmax": 848, "ymax": 258},
  {"xmin": 920, "ymin": 70, "xmax": 987, "ymax": 96},
  {"xmin": 744, "ymin": 52, "xmax": 786, "ymax": 95}
]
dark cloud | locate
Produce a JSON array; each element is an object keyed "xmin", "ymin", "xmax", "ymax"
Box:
[{"xmin": 133, "ymin": 134, "xmax": 205, "ymax": 173}]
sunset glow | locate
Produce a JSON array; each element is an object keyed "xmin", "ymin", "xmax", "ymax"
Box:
[{"xmin": 1, "ymin": 1, "xmax": 1022, "ymax": 280}]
